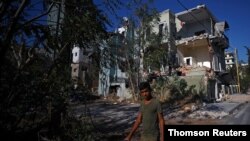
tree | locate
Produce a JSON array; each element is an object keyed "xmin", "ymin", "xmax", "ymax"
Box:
[
  {"xmin": 110, "ymin": 0, "xmax": 163, "ymax": 100},
  {"xmin": 244, "ymin": 46, "xmax": 250, "ymax": 73},
  {"xmin": 133, "ymin": 0, "xmax": 161, "ymax": 75},
  {"xmin": 240, "ymin": 46, "xmax": 250, "ymax": 93},
  {"xmin": 0, "ymin": 0, "xmax": 122, "ymax": 140}
]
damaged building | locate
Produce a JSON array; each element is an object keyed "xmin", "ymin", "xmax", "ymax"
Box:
[
  {"xmin": 98, "ymin": 17, "xmax": 134, "ymax": 100},
  {"xmin": 157, "ymin": 4, "xmax": 233, "ymax": 101},
  {"xmin": 98, "ymin": 4, "xmax": 235, "ymax": 102}
]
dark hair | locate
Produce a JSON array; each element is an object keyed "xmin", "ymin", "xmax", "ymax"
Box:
[{"xmin": 139, "ymin": 81, "xmax": 151, "ymax": 91}]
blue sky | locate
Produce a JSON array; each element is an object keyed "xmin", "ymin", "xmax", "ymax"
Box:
[{"xmin": 110, "ymin": 0, "xmax": 250, "ymax": 63}]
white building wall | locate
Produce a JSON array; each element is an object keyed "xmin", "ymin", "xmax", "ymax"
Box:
[
  {"xmin": 151, "ymin": 10, "xmax": 170, "ymax": 34},
  {"xmin": 178, "ymin": 45, "xmax": 210, "ymax": 67},
  {"xmin": 72, "ymin": 46, "xmax": 83, "ymax": 63},
  {"xmin": 151, "ymin": 9, "xmax": 176, "ymax": 43}
]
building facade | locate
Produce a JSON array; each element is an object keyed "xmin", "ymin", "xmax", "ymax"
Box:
[{"xmin": 98, "ymin": 4, "xmax": 233, "ymax": 102}]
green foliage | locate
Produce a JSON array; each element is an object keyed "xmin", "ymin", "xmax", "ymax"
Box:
[
  {"xmin": 168, "ymin": 77, "xmax": 188, "ymax": 99},
  {"xmin": 240, "ymin": 46, "xmax": 250, "ymax": 93},
  {"xmin": 59, "ymin": 114, "xmax": 96, "ymax": 141},
  {"xmin": 240, "ymin": 75, "xmax": 250, "ymax": 93},
  {"xmin": 144, "ymin": 44, "xmax": 168, "ymax": 70},
  {"xmin": 227, "ymin": 64, "xmax": 237, "ymax": 82},
  {"xmin": 0, "ymin": 50, "xmax": 72, "ymax": 139},
  {"xmin": 101, "ymin": 0, "xmax": 162, "ymax": 99},
  {"xmin": 62, "ymin": 0, "xmax": 109, "ymax": 46},
  {"xmin": 127, "ymin": 0, "xmax": 169, "ymax": 73},
  {"xmin": 151, "ymin": 76, "xmax": 196, "ymax": 103},
  {"xmin": 0, "ymin": 0, "xmax": 123, "ymax": 140}
]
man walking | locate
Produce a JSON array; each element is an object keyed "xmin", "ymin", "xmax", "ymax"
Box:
[{"xmin": 125, "ymin": 81, "xmax": 165, "ymax": 141}]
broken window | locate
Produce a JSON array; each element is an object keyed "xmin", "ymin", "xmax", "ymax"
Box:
[
  {"xmin": 186, "ymin": 58, "xmax": 191, "ymax": 65},
  {"xmin": 184, "ymin": 57, "xmax": 193, "ymax": 66},
  {"xmin": 159, "ymin": 23, "xmax": 164, "ymax": 37}
]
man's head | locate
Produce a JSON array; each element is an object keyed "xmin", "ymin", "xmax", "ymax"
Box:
[{"xmin": 139, "ymin": 81, "xmax": 152, "ymax": 100}]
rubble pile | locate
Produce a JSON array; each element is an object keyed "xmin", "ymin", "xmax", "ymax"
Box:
[
  {"xmin": 164, "ymin": 103, "xmax": 229, "ymax": 120},
  {"xmin": 187, "ymin": 110, "xmax": 228, "ymax": 119}
]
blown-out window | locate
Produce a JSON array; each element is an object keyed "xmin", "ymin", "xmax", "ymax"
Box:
[{"xmin": 159, "ymin": 24, "xmax": 164, "ymax": 36}]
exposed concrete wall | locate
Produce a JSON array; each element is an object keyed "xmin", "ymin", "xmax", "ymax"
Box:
[
  {"xmin": 151, "ymin": 9, "xmax": 176, "ymax": 43},
  {"xmin": 178, "ymin": 46, "xmax": 210, "ymax": 67},
  {"xmin": 152, "ymin": 10, "xmax": 171, "ymax": 33}
]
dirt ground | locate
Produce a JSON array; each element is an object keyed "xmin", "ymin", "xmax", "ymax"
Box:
[{"xmin": 165, "ymin": 118, "xmax": 224, "ymax": 125}]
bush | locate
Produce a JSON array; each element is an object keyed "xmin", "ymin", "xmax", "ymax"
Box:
[{"xmin": 151, "ymin": 76, "xmax": 196, "ymax": 103}]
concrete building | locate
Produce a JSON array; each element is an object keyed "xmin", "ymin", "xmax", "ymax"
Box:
[
  {"xmin": 225, "ymin": 51, "xmax": 235, "ymax": 69},
  {"xmin": 98, "ymin": 18, "xmax": 133, "ymax": 100},
  {"xmin": 175, "ymin": 5, "xmax": 228, "ymax": 71},
  {"xmin": 71, "ymin": 45, "xmax": 95, "ymax": 89},
  {"xmin": 148, "ymin": 4, "xmax": 231, "ymax": 101},
  {"xmin": 98, "ymin": 4, "xmax": 232, "ymax": 102},
  {"xmin": 176, "ymin": 5, "xmax": 230, "ymax": 101},
  {"xmin": 146, "ymin": 9, "xmax": 178, "ymax": 75}
]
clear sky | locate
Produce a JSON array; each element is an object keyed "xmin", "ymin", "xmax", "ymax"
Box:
[{"xmin": 111, "ymin": 0, "xmax": 250, "ymax": 63}]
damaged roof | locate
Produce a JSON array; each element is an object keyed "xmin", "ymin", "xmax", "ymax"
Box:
[{"xmin": 175, "ymin": 4, "xmax": 217, "ymax": 24}]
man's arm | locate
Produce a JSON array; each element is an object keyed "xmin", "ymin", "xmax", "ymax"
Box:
[
  {"xmin": 158, "ymin": 112, "xmax": 165, "ymax": 141},
  {"xmin": 124, "ymin": 112, "xmax": 142, "ymax": 141}
]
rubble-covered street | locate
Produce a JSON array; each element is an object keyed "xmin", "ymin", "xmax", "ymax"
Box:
[
  {"xmin": 72, "ymin": 93, "xmax": 250, "ymax": 140},
  {"xmin": 165, "ymin": 93, "xmax": 250, "ymax": 124}
]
